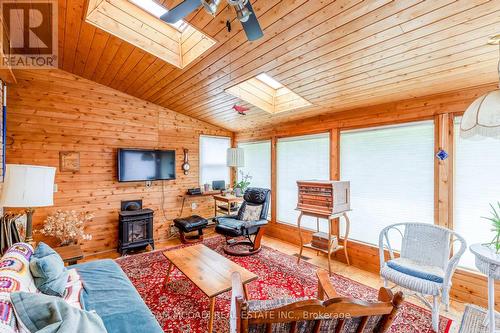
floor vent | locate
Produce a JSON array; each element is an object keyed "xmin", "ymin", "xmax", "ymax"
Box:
[{"xmin": 293, "ymin": 253, "xmax": 311, "ymax": 261}]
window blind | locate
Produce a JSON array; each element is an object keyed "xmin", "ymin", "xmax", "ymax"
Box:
[
  {"xmin": 277, "ymin": 133, "xmax": 330, "ymax": 230},
  {"xmin": 238, "ymin": 141, "xmax": 271, "ymax": 190},
  {"xmin": 454, "ymin": 117, "xmax": 500, "ymax": 269},
  {"xmin": 340, "ymin": 121, "xmax": 435, "ymax": 246},
  {"xmin": 199, "ymin": 135, "xmax": 230, "ymax": 186}
]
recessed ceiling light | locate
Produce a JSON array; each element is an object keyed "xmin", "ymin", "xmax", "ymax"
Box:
[
  {"xmin": 129, "ymin": 0, "xmax": 167, "ymax": 18},
  {"xmin": 256, "ymin": 73, "xmax": 283, "ymax": 90}
]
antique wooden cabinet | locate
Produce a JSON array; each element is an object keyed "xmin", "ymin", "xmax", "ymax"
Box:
[{"xmin": 296, "ymin": 180, "xmax": 350, "ymax": 216}]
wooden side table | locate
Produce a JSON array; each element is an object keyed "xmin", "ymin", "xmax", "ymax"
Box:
[
  {"xmin": 54, "ymin": 245, "xmax": 84, "ymax": 265},
  {"xmin": 213, "ymin": 194, "xmax": 243, "ymax": 217},
  {"xmin": 297, "ymin": 211, "xmax": 351, "ymax": 276}
]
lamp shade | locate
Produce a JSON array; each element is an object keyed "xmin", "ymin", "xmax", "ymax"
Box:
[
  {"xmin": 227, "ymin": 148, "xmax": 245, "ymax": 167},
  {"xmin": 0, "ymin": 164, "xmax": 56, "ymax": 208},
  {"xmin": 460, "ymin": 89, "xmax": 500, "ymax": 139}
]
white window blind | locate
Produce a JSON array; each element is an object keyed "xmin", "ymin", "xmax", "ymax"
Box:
[
  {"xmin": 238, "ymin": 141, "xmax": 271, "ymax": 190},
  {"xmin": 199, "ymin": 135, "xmax": 230, "ymax": 186},
  {"xmin": 277, "ymin": 133, "xmax": 330, "ymax": 230},
  {"xmin": 454, "ymin": 117, "xmax": 500, "ymax": 269},
  {"xmin": 340, "ymin": 121, "xmax": 435, "ymax": 246}
]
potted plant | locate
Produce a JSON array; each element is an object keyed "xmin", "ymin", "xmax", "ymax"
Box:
[
  {"xmin": 233, "ymin": 171, "xmax": 252, "ymax": 197},
  {"xmin": 483, "ymin": 202, "xmax": 500, "ymax": 253},
  {"xmin": 39, "ymin": 210, "xmax": 93, "ymax": 246}
]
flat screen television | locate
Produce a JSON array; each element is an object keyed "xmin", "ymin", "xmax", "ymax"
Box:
[{"xmin": 118, "ymin": 149, "xmax": 175, "ymax": 182}]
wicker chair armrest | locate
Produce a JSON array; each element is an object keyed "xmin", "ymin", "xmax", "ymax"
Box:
[
  {"xmin": 379, "ymin": 225, "xmax": 400, "ymax": 271},
  {"xmin": 443, "ymin": 234, "xmax": 467, "ymax": 284}
]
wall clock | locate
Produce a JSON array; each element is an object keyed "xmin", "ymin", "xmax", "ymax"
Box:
[{"xmin": 182, "ymin": 149, "xmax": 190, "ymax": 175}]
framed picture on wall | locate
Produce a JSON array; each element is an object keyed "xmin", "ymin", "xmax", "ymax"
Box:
[{"xmin": 60, "ymin": 151, "xmax": 80, "ymax": 172}]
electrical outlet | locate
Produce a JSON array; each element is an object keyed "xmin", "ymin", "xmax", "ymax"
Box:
[{"xmin": 191, "ymin": 202, "xmax": 198, "ymax": 210}]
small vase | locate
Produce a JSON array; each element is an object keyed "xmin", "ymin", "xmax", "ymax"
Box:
[{"xmin": 234, "ymin": 188, "xmax": 242, "ymax": 197}]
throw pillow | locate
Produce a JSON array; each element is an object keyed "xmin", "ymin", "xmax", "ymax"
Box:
[
  {"xmin": 29, "ymin": 242, "xmax": 68, "ymax": 297},
  {"xmin": 11, "ymin": 291, "xmax": 108, "ymax": 333},
  {"xmin": 240, "ymin": 204, "xmax": 262, "ymax": 222}
]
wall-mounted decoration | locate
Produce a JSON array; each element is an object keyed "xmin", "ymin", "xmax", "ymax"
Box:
[
  {"xmin": 60, "ymin": 151, "xmax": 80, "ymax": 172},
  {"xmin": 436, "ymin": 149, "xmax": 449, "ymax": 161},
  {"xmin": 182, "ymin": 148, "xmax": 190, "ymax": 175}
]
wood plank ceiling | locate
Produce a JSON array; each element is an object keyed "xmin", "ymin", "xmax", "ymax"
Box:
[{"xmin": 57, "ymin": 0, "xmax": 500, "ymax": 132}]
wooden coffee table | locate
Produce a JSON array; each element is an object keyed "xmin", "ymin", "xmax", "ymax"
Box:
[{"xmin": 163, "ymin": 244, "xmax": 257, "ymax": 333}]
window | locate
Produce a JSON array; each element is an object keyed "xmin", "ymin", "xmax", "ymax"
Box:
[
  {"xmin": 238, "ymin": 141, "xmax": 271, "ymax": 190},
  {"xmin": 238, "ymin": 141, "xmax": 272, "ymax": 218},
  {"xmin": 454, "ymin": 117, "xmax": 500, "ymax": 269},
  {"xmin": 340, "ymin": 121, "xmax": 435, "ymax": 246},
  {"xmin": 199, "ymin": 135, "xmax": 230, "ymax": 186},
  {"xmin": 277, "ymin": 133, "xmax": 330, "ymax": 230}
]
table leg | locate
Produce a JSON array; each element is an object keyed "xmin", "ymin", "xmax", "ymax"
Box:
[
  {"xmin": 208, "ymin": 297, "xmax": 215, "ymax": 333},
  {"xmin": 164, "ymin": 262, "xmax": 173, "ymax": 288},
  {"xmin": 343, "ymin": 212, "xmax": 351, "ymax": 266},
  {"xmin": 488, "ymin": 275, "xmax": 495, "ymax": 333},
  {"xmin": 297, "ymin": 212, "xmax": 304, "ymax": 264},
  {"xmin": 214, "ymin": 199, "xmax": 217, "ymax": 217},
  {"xmin": 327, "ymin": 217, "xmax": 332, "ymax": 276}
]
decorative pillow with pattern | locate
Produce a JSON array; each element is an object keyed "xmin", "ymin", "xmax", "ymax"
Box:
[
  {"xmin": 240, "ymin": 204, "xmax": 263, "ymax": 221},
  {"xmin": 0, "ymin": 243, "xmax": 36, "ymax": 333}
]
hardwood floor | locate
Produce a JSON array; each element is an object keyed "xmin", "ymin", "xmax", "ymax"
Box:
[{"xmin": 83, "ymin": 231, "xmax": 466, "ymax": 332}]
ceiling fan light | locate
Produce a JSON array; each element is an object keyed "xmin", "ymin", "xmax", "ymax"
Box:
[
  {"xmin": 235, "ymin": 3, "xmax": 251, "ymax": 23},
  {"xmin": 201, "ymin": 0, "xmax": 221, "ymax": 16},
  {"xmin": 460, "ymin": 89, "xmax": 500, "ymax": 139}
]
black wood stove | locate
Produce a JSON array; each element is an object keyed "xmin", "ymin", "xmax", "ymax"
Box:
[{"xmin": 118, "ymin": 200, "xmax": 154, "ymax": 255}]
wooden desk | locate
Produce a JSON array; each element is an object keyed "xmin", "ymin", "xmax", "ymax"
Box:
[
  {"xmin": 163, "ymin": 244, "xmax": 257, "ymax": 333},
  {"xmin": 177, "ymin": 191, "xmax": 221, "ymax": 217},
  {"xmin": 54, "ymin": 245, "xmax": 84, "ymax": 265},
  {"xmin": 213, "ymin": 194, "xmax": 243, "ymax": 217}
]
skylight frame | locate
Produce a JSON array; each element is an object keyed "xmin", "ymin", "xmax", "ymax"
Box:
[
  {"xmin": 225, "ymin": 73, "xmax": 312, "ymax": 114},
  {"xmin": 85, "ymin": 0, "xmax": 216, "ymax": 69}
]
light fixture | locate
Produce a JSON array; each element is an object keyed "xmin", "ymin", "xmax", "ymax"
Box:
[
  {"xmin": 460, "ymin": 35, "xmax": 500, "ymax": 139},
  {"xmin": 234, "ymin": 2, "xmax": 251, "ymax": 23},
  {"xmin": 227, "ymin": 148, "xmax": 245, "ymax": 167},
  {"xmin": 201, "ymin": 0, "xmax": 222, "ymax": 16},
  {"xmin": 0, "ymin": 164, "xmax": 56, "ymax": 243}
]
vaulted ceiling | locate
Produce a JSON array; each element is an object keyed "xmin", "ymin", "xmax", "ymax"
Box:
[{"xmin": 57, "ymin": 0, "xmax": 500, "ymax": 131}]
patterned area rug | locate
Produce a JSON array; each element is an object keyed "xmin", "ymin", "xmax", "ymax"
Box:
[{"xmin": 116, "ymin": 237, "xmax": 452, "ymax": 333}]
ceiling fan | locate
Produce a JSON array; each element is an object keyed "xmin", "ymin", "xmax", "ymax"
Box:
[{"xmin": 160, "ymin": 0, "xmax": 263, "ymax": 41}]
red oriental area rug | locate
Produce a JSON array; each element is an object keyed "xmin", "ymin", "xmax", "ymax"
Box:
[{"xmin": 116, "ymin": 236, "xmax": 452, "ymax": 333}]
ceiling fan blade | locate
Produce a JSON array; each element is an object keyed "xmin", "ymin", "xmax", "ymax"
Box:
[
  {"xmin": 160, "ymin": 0, "xmax": 201, "ymax": 24},
  {"xmin": 241, "ymin": 1, "xmax": 263, "ymax": 41}
]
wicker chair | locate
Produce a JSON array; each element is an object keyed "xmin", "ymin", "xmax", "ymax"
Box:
[
  {"xmin": 378, "ymin": 223, "xmax": 466, "ymax": 331},
  {"xmin": 230, "ymin": 270, "xmax": 404, "ymax": 333}
]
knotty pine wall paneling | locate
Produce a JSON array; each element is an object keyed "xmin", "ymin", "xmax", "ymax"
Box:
[
  {"xmin": 236, "ymin": 83, "xmax": 500, "ymax": 309},
  {"xmin": 6, "ymin": 68, "xmax": 231, "ymax": 255}
]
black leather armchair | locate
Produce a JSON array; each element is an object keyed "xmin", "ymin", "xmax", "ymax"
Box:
[{"xmin": 215, "ymin": 188, "xmax": 270, "ymax": 256}]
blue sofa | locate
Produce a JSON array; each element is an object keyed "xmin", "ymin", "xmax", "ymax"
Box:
[{"xmin": 71, "ymin": 259, "xmax": 163, "ymax": 333}]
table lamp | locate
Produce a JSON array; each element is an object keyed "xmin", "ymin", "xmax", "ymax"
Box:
[{"xmin": 0, "ymin": 164, "xmax": 56, "ymax": 243}]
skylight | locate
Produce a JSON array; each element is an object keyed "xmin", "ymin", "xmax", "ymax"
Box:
[
  {"xmin": 226, "ymin": 74, "xmax": 312, "ymax": 114},
  {"xmin": 256, "ymin": 73, "xmax": 283, "ymax": 89},
  {"xmin": 86, "ymin": 0, "xmax": 216, "ymax": 68},
  {"xmin": 129, "ymin": 0, "xmax": 167, "ymax": 17},
  {"xmin": 128, "ymin": 0, "xmax": 189, "ymax": 32}
]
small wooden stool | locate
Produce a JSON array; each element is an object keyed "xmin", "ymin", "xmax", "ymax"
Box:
[{"xmin": 173, "ymin": 215, "xmax": 208, "ymax": 244}]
